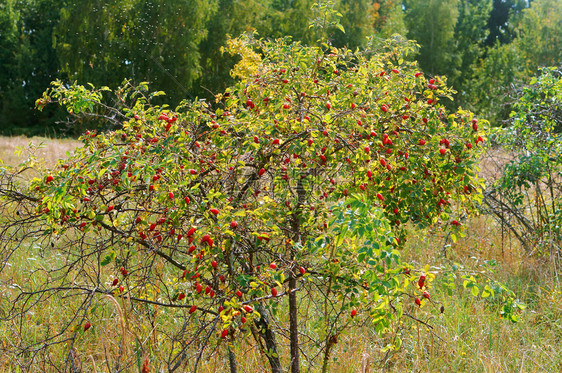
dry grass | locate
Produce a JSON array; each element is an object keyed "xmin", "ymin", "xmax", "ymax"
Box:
[
  {"xmin": 1, "ymin": 137, "xmax": 561, "ymax": 372},
  {"xmin": 0, "ymin": 135, "xmax": 83, "ymax": 168},
  {"xmin": 478, "ymin": 147, "xmax": 516, "ymax": 183},
  {"xmin": 392, "ymin": 214, "xmax": 562, "ymax": 372}
]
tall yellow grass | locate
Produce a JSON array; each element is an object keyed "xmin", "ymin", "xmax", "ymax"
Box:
[
  {"xmin": 0, "ymin": 136, "xmax": 82, "ymax": 168},
  {"xmin": 1, "ymin": 137, "xmax": 561, "ymax": 372}
]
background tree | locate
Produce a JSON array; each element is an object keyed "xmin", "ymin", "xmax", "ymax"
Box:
[
  {"xmin": 260, "ymin": 0, "xmax": 315, "ymax": 43},
  {"xmin": 55, "ymin": 0, "xmax": 217, "ymax": 107},
  {"xmin": 449, "ymin": 0, "xmax": 492, "ymax": 99},
  {"xmin": 403, "ymin": 0, "xmax": 460, "ymax": 78},
  {"xmin": 485, "ymin": 0, "xmax": 528, "ymax": 46},
  {"xmin": 372, "ymin": 0, "xmax": 408, "ymax": 38},
  {"xmin": 332, "ymin": 0, "xmax": 374, "ymax": 50},
  {"xmin": 466, "ymin": 0, "xmax": 561, "ymax": 125},
  {"xmin": 464, "ymin": 42, "xmax": 521, "ymax": 124},
  {"xmin": 0, "ymin": 0, "xmax": 66, "ymax": 135},
  {"xmin": 512, "ymin": 0, "xmax": 562, "ymax": 74},
  {"xmin": 0, "ymin": 0, "xmax": 560, "ymax": 136},
  {"xmin": 0, "ymin": 0, "xmax": 21, "ymax": 132}
]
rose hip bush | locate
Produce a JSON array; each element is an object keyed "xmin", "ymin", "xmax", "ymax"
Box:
[{"xmin": 1, "ymin": 36, "xmax": 493, "ymax": 372}]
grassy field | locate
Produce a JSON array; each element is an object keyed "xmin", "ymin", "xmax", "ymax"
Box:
[
  {"xmin": 1, "ymin": 136, "xmax": 561, "ymax": 372},
  {"xmin": 0, "ymin": 135, "xmax": 82, "ymax": 169}
]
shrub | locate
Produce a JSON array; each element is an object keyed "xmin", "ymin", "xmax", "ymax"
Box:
[
  {"xmin": 485, "ymin": 67, "xmax": 562, "ymax": 258},
  {"xmin": 1, "ymin": 35, "xmax": 488, "ymax": 372}
]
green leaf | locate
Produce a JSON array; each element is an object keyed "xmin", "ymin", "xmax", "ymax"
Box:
[
  {"xmin": 515, "ymin": 300, "xmax": 526, "ymax": 310},
  {"xmin": 481, "ymin": 286, "xmax": 491, "ymax": 298},
  {"xmin": 101, "ymin": 250, "xmax": 116, "ymax": 266}
]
